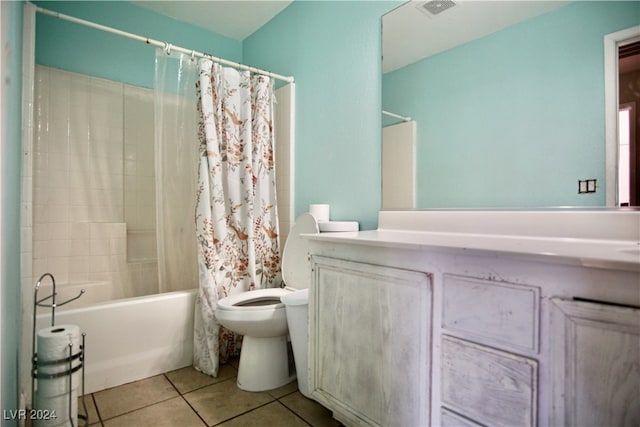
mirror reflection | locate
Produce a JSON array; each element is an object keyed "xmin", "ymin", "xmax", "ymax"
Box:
[{"xmin": 382, "ymin": 1, "xmax": 640, "ymax": 209}]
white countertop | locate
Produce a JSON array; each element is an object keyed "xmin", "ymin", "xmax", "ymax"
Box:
[
  {"xmin": 306, "ymin": 230, "xmax": 639, "ymax": 271},
  {"xmin": 303, "ymin": 210, "xmax": 640, "ymax": 272}
]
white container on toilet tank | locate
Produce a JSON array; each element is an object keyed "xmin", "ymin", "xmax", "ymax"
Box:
[{"xmin": 309, "ymin": 204, "xmax": 359, "ymax": 232}]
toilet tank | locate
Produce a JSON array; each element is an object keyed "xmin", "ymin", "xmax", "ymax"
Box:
[
  {"xmin": 281, "ymin": 214, "xmax": 318, "ymax": 290},
  {"xmin": 281, "ymin": 289, "xmax": 311, "ymax": 398}
]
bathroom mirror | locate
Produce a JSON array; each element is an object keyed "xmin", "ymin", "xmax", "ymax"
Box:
[{"xmin": 382, "ymin": 1, "xmax": 640, "ymax": 209}]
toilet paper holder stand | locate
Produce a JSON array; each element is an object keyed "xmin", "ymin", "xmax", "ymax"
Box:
[{"xmin": 31, "ymin": 272, "xmax": 89, "ymax": 427}]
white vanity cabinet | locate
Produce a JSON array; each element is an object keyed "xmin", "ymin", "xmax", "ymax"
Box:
[
  {"xmin": 550, "ymin": 298, "xmax": 640, "ymax": 426},
  {"xmin": 307, "ymin": 256, "xmax": 432, "ymax": 427},
  {"xmin": 305, "ymin": 210, "xmax": 640, "ymax": 427}
]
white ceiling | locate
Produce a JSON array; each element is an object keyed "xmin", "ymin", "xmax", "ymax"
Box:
[
  {"xmin": 132, "ymin": 0, "xmax": 293, "ymax": 40},
  {"xmin": 383, "ymin": 1, "xmax": 570, "ymax": 73},
  {"xmin": 133, "ymin": 1, "xmax": 573, "ymax": 74}
]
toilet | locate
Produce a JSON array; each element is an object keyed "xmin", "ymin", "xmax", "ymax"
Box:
[{"xmin": 215, "ymin": 213, "xmax": 318, "ymax": 392}]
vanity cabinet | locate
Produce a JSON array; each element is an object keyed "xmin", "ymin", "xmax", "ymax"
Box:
[
  {"xmin": 550, "ymin": 298, "xmax": 640, "ymax": 426},
  {"xmin": 308, "ymin": 256, "xmax": 432, "ymax": 427},
  {"xmin": 305, "ymin": 209, "xmax": 640, "ymax": 426}
]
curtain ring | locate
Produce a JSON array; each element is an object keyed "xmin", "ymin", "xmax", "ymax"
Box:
[
  {"xmin": 191, "ymin": 50, "xmax": 196, "ymax": 62},
  {"xmin": 164, "ymin": 42, "xmax": 172, "ymax": 55}
]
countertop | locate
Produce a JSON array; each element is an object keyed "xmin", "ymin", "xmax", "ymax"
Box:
[{"xmin": 304, "ymin": 229, "xmax": 640, "ymax": 272}]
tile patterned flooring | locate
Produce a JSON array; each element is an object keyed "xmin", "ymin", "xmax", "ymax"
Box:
[{"xmin": 80, "ymin": 360, "xmax": 341, "ymax": 426}]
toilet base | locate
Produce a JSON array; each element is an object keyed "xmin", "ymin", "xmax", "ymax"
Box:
[{"xmin": 236, "ymin": 335, "xmax": 295, "ymax": 392}]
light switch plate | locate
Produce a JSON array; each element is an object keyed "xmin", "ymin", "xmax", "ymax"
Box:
[{"xmin": 578, "ymin": 179, "xmax": 597, "ymax": 194}]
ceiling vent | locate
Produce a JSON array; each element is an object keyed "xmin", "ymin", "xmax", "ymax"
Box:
[{"xmin": 418, "ymin": 0, "xmax": 456, "ymax": 17}]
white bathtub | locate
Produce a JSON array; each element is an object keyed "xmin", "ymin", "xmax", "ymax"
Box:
[{"xmin": 35, "ymin": 289, "xmax": 196, "ymax": 394}]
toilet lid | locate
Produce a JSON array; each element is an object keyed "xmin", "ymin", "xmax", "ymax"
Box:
[{"xmin": 282, "ymin": 213, "xmax": 319, "ymax": 290}]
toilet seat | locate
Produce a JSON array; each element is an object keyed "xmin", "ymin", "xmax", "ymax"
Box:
[{"xmin": 217, "ymin": 288, "xmax": 288, "ymax": 311}]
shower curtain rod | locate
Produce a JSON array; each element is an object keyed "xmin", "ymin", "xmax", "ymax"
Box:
[
  {"xmin": 382, "ymin": 110, "xmax": 411, "ymax": 122},
  {"xmin": 33, "ymin": 4, "xmax": 295, "ymax": 83}
]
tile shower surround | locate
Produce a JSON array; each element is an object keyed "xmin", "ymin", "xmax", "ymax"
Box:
[
  {"xmin": 29, "ymin": 65, "xmax": 294, "ymax": 307},
  {"xmin": 32, "ymin": 66, "xmax": 158, "ymax": 305}
]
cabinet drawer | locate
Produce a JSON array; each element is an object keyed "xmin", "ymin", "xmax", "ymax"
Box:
[
  {"xmin": 443, "ymin": 275, "xmax": 540, "ymax": 353},
  {"xmin": 441, "ymin": 335, "xmax": 538, "ymax": 427}
]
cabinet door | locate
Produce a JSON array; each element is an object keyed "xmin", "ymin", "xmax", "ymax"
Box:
[
  {"xmin": 308, "ymin": 256, "xmax": 432, "ymax": 427},
  {"xmin": 551, "ymin": 298, "xmax": 640, "ymax": 427}
]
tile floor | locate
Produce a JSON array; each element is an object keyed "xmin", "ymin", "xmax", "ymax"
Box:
[{"xmin": 79, "ymin": 360, "xmax": 342, "ymax": 426}]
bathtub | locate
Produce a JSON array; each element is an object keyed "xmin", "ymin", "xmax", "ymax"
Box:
[{"xmin": 35, "ymin": 289, "xmax": 197, "ymax": 394}]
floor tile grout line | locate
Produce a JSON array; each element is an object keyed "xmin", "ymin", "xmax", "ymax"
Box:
[
  {"xmin": 170, "ymin": 376, "xmax": 238, "ymax": 397},
  {"xmin": 163, "ymin": 373, "xmax": 182, "ymax": 394},
  {"xmin": 272, "ymin": 388, "xmax": 299, "ymax": 401},
  {"xmin": 275, "ymin": 400, "xmax": 313, "ymax": 426},
  {"xmin": 163, "ymin": 372, "xmax": 215, "ymax": 426},
  {"xmin": 167, "ymin": 372, "xmax": 226, "ymax": 427},
  {"xmin": 178, "ymin": 393, "xmax": 209, "ymax": 427},
  {"xmin": 164, "ymin": 363, "xmax": 239, "ymax": 396},
  {"xmin": 209, "ymin": 398, "xmax": 280, "ymax": 427},
  {"xmin": 90, "ymin": 393, "xmax": 104, "ymax": 426},
  {"xmin": 95, "ymin": 394, "xmax": 180, "ymax": 423}
]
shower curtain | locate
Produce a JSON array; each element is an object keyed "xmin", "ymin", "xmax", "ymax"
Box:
[
  {"xmin": 154, "ymin": 49, "xmax": 199, "ymax": 293},
  {"xmin": 193, "ymin": 59, "xmax": 282, "ymax": 376}
]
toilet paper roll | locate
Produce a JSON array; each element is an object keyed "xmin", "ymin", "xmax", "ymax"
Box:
[
  {"xmin": 34, "ymin": 389, "xmax": 78, "ymax": 427},
  {"xmin": 309, "ymin": 204, "xmax": 330, "ymax": 222},
  {"xmin": 37, "ymin": 370, "xmax": 81, "ymax": 397},
  {"xmin": 36, "ymin": 325, "xmax": 81, "ymax": 378},
  {"xmin": 34, "ymin": 325, "xmax": 81, "ymax": 426}
]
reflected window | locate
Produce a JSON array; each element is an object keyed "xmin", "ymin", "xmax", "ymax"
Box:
[{"xmin": 618, "ymin": 107, "xmax": 631, "ymax": 206}]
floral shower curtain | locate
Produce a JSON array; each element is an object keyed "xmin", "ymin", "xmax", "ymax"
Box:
[{"xmin": 193, "ymin": 59, "xmax": 282, "ymax": 376}]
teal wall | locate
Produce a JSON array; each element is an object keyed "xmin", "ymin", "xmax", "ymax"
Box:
[
  {"xmin": 2, "ymin": 2, "xmax": 23, "ymax": 425},
  {"xmin": 34, "ymin": 1, "xmax": 242, "ymax": 89},
  {"xmin": 34, "ymin": 1, "xmax": 397, "ymax": 229},
  {"xmin": 244, "ymin": 1, "xmax": 400, "ymax": 230},
  {"xmin": 383, "ymin": 1, "xmax": 640, "ymax": 208}
]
